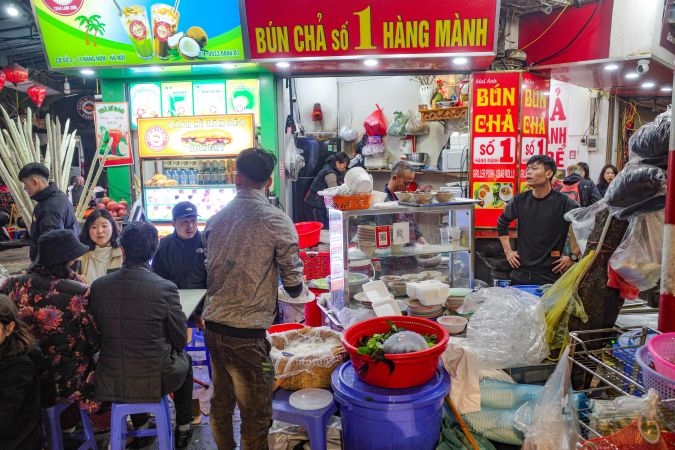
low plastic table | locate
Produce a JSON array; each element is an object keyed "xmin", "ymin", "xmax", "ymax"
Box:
[{"xmin": 272, "ymin": 388, "xmax": 337, "ymax": 450}]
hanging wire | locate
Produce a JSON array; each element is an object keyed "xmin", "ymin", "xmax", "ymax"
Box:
[{"xmin": 520, "ymin": 0, "xmax": 573, "ymax": 50}]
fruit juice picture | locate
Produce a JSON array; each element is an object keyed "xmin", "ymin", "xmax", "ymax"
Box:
[
  {"xmin": 108, "ymin": 128, "xmax": 123, "ymax": 154},
  {"xmin": 151, "ymin": 4, "xmax": 179, "ymax": 59},
  {"xmin": 121, "ymin": 6, "xmax": 153, "ymax": 59}
]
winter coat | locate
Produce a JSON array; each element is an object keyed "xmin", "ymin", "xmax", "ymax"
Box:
[
  {"xmin": 304, "ymin": 164, "xmax": 343, "ymax": 209},
  {"xmin": 557, "ymin": 173, "xmax": 602, "ymax": 207},
  {"xmin": 29, "ymin": 183, "xmax": 80, "ymax": 261},
  {"xmin": 89, "ymin": 263, "xmax": 189, "ymax": 403},
  {"xmin": 0, "ymin": 272, "xmax": 100, "ymax": 413},
  {"xmin": 152, "ymin": 231, "xmax": 207, "ymax": 289},
  {"xmin": 79, "ymin": 246, "xmax": 124, "ymax": 284}
]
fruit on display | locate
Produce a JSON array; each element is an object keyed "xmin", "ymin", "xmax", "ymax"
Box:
[
  {"xmin": 100, "ymin": 197, "xmax": 130, "ymax": 219},
  {"xmin": 145, "ymin": 173, "xmax": 178, "ymax": 187}
]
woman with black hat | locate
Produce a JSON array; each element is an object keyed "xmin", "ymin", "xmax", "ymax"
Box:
[{"xmin": 1, "ymin": 229, "xmax": 100, "ymax": 415}]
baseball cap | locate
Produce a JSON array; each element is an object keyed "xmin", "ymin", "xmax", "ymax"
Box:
[{"xmin": 172, "ymin": 201, "xmax": 199, "ymax": 220}]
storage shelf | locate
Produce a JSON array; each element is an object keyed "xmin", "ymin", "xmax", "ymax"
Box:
[
  {"xmin": 348, "ymin": 245, "xmax": 469, "ymax": 261},
  {"xmin": 144, "ymin": 184, "xmax": 235, "ymax": 189}
]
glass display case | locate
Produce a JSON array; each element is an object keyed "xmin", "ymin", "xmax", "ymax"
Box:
[{"xmin": 328, "ymin": 200, "xmax": 478, "ymax": 312}]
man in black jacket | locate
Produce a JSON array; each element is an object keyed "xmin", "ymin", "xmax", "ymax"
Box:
[
  {"xmin": 152, "ymin": 201, "xmax": 206, "ymax": 289},
  {"xmin": 18, "ymin": 163, "xmax": 79, "ymax": 261},
  {"xmin": 89, "ymin": 222, "xmax": 194, "ymax": 448},
  {"xmin": 556, "ymin": 164, "xmax": 602, "ymax": 207}
]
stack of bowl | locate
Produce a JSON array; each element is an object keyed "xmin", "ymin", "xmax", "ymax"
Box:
[
  {"xmin": 357, "ymin": 225, "xmax": 376, "ymax": 256},
  {"xmin": 344, "ymin": 167, "xmax": 374, "ymax": 193},
  {"xmin": 405, "ymin": 299, "xmax": 444, "ymax": 319}
]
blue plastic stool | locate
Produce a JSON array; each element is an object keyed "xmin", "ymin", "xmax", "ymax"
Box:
[
  {"xmin": 109, "ymin": 396, "xmax": 173, "ymax": 450},
  {"xmin": 42, "ymin": 403, "xmax": 97, "ymax": 450},
  {"xmin": 185, "ymin": 328, "xmax": 212, "ymax": 385},
  {"xmin": 272, "ymin": 389, "xmax": 337, "ymax": 450}
]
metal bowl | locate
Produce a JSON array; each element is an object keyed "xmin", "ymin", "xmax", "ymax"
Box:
[{"xmin": 404, "ymin": 153, "xmax": 430, "ymax": 165}]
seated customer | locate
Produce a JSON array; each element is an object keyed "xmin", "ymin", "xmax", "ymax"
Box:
[
  {"xmin": 152, "ymin": 202, "xmax": 206, "ymax": 289},
  {"xmin": 1, "ymin": 230, "xmax": 99, "ymax": 413},
  {"xmin": 89, "ymin": 222, "xmax": 194, "ymax": 449},
  {"xmin": 78, "ymin": 209, "xmax": 123, "ymax": 283},
  {"xmin": 0, "ymin": 294, "xmax": 43, "ymax": 450}
]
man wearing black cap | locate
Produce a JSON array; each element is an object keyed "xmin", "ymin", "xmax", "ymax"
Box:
[
  {"xmin": 152, "ymin": 201, "xmax": 207, "ymax": 289},
  {"xmin": 18, "ymin": 163, "xmax": 79, "ymax": 261}
]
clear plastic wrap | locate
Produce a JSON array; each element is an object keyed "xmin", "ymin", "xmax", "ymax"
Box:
[
  {"xmin": 362, "ymin": 135, "xmax": 386, "ymax": 157},
  {"xmin": 609, "ymin": 210, "xmax": 664, "ymax": 291},
  {"xmin": 404, "ymin": 110, "xmax": 429, "ymax": 136},
  {"xmin": 269, "ymin": 327, "xmax": 347, "ymax": 389},
  {"xmin": 382, "ymin": 330, "xmax": 428, "ymax": 354},
  {"xmin": 283, "ymin": 136, "xmax": 305, "ymax": 182},
  {"xmin": 606, "ymin": 163, "xmax": 666, "ymax": 220},
  {"xmin": 386, "ymin": 111, "xmax": 408, "ymax": 137},
  {"xmin": 336, "ymin": 307, "xmax": 376, "ymax": 328},
  {"xmin": 564, "ymin": 200, "xmax": 609, "ymax": 255},
  {"xmin": 339, "ymin": 113, "xmax": 358, "ymax": 142},
  {"xmin": 466, "ymin": 287, "xmax": 549, "ymax": 369},
  {"xmin": 628, "ymin": 109, "xmax": 670, "ymax": 166},
  {"xmin": 456, "ymin": 288, "xmax": 493, "ymax": 315},
  {"xmin": 514, "ymin": 346, "xmax": 579, "ymax": 450}
]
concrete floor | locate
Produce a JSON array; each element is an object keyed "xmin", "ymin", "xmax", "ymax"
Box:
[{"xmin": 0, "ymin": 244, "xmax": 30, "ymax": 274}]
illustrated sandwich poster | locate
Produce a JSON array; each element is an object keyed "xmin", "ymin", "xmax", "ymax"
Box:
[{"xmin": 137, "ymin": 114, "xmax": 254, "ymax": 158}]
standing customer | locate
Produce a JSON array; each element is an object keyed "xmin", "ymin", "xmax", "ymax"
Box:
[
  {"xmin": 89, "ymin": 222, "xmax": 194, "ymax": 449},
  {"xmin": 497, "ymin": 155, "xmax": 581, "ymax": 285},
  {"xmin": 78, "ymin": 209, "xmax": 123, "ymax": 283},
  {"xmin": 596, "ymin": 164, "xmax": 618, "ymax": 197},
  {"xmin": 152, "ymin": 201, "xmax": 207, "ymax": 289},
  {"xmin": 578, "ymin": 162, "xmax": 591, "ymax": 180},
  {"xmin": 557, "ymin": 164, "xmax": 602, "ymax": 207},
  {"xmin": 304, "ymin": 152, "xmax": 350, "ymax": 228},
  {"xmin": 204, "ymin": 148, "xmax": 305, "ymax": 450},
  {"xmin": 0, "ymin": 294, "xmax": 43, "ymax": 450},
  {"xmin": 0, "ymin": 229, "xmax": 99, "ymax": 413},
  {"xmin": 18, "ymin": 163, "xmax": 79, "ymax": 261}
]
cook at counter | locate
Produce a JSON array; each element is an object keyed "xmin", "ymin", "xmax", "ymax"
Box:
[
  {"xmin": 304, "ymin": 152, "xmax": 350, "ymax": 228},
  {"xmin": 497, "ymin": 155, "xmax": 580, "ymax": 285}
]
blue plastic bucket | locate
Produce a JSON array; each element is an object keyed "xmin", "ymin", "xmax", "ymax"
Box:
[
  {"xmin": 331, "ymin": 361, "xmax": 450, "ymax": 450},
  {"xmin": 512, "ymin": 285, "xmax": 544, "ymax": 297}
]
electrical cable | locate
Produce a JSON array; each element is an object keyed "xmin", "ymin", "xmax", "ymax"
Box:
[
  {"xmin": 529, "ymin": 0, "xmax": 602, "ymax": 67},
  {"xmin": 520, "ymin": 0, "xmax": 573, "ymax": 50}
]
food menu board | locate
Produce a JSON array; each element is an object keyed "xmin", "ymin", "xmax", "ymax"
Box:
[
  {"xmin": 519, "ymin": 74, "xmax": 550, "ymax": 192},
  {"xmin": 144, "ymin": 185, "xmax": 236, "ymax": 222},
  {"xmin": 470, "ymin": 72, "xmax": 520, "ymax": 228},
  {"xmin": 130, "ymin": 83, "xmax": 161, "ymax": 127},
  {"xmin": 194, "ymin": 82, "xmax": 227, "ymax": 115},
  {"xmin": 161, "ymin": 82, "xmax": 194, "ymax": 117},
  {"xmin": 94, "ymin": 102, "xmax": 133, "ymax": 167},
  {"xmin": 137, "ymin": 114, "xmax": 255, "ymax": 158}
]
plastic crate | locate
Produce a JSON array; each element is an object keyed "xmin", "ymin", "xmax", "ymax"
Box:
[{"xmin": 299, "ymin": 251, "xmax": 330, "ymax": 281}]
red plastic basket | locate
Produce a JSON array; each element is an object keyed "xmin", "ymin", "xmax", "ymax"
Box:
[
  {"xmin": 647, "ymin": 333, "xmax": 675, "ymax": 380},
  {"xmin": 269, "ymin": 323, "xmax": 305, "ymax": 334},
  {"xmin": 342, "ymin": 316, "xmax": 449, "ymax": 389},
  {"xmin": 299, "ymin": 251, "xmax": 330, "ymax": 281},
  {"xmin": 295, "ymin": 221, "xmax": 323, "ymax": 248}
]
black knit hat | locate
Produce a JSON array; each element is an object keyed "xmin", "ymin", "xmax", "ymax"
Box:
[{"xmin": 35, "ymin": 229, "xmax": 89, "ymax": 266}]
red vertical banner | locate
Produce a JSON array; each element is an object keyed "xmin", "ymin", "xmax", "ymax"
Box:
[
  {"xmin": 470, "ymin": 72, "xmax": 520, "ymax": 228},
  {"xmin": 519, "ymin": 74, "xmax": 550, "ymax": 192}
]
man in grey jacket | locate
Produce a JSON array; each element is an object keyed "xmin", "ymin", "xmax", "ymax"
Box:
[{"xmin": 203, "ymin": 148, "xmax": 305, "ymax": 450}]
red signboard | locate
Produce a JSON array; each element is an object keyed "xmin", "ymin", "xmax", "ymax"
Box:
[
  {"xmin": 519, "ymin": 73, "xmax": 549, "ymax": 192},
  {"xmin": 244, "ymin": 0, "xmax": 499, "ymax": 60},
  {"xmin": 470, "ymin": 72, "xmax": 520, "ymax": 228}
]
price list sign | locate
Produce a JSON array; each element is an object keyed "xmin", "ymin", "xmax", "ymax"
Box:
[
  {"xmin": 470, "ymin": 72, "xmax": 520, "ymax": 228},
  {"xmin": 519, "ymin": 74, "xmax": 550, "ymax": 191}
]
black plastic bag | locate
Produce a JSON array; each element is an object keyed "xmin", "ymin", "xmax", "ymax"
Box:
[
  {"xmin": 628, "ymin": 109, "xmax": 670, "ymax": 166},
  {"xmin": 606, "ymin": 164, "xmax": 666, "ymax": 219}
]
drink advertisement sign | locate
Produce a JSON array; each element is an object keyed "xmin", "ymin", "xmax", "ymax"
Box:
[
  {"xmin": 94, "ymin": 102, "xmax": 133, "ymax": 167},
  {"xmin": 138, "ymin": 114, "xmax": 254, "ymax": 158},
  {"xmin": 519, "ymin": 74, "xmax": 549, "ymax": 192},
  {"xmin": 33, "ymin": 0, "xmax": 245, "ymax": 68},
  {"xmin": 470, "ymin": 72, "xmax": 520, "ymax": 228},
  {"xmin": 161, "ymin": 82, "xmax": 194, "ymax": 117},
  {"xmin": 194, "ymin": 82, "xmax": 226, "ymax": 115}
]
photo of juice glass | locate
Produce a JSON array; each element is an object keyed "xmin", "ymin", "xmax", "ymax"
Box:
[
  {"xmin": 151, "ymin": 4, "xmax": 179, "ymax": 59},
  {"xmin": 121, "ymin": 6, "xmax": 153, "ymax": 59}
]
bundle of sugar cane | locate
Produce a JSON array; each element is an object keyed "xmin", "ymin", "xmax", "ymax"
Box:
[{"xmin": 75, "ymin": 140, "xmax": 112, "ymax": 221}]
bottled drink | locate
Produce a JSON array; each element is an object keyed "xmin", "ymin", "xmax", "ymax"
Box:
[
  {"xmin": 197, "ymin": 160, "xmax": 205, "ymax": 185},
  {"xmin": 188, "ymin": 161, "xmax": 197, "ymax": 185}
]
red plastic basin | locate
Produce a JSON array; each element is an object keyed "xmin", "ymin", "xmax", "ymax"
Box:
[
  {"xmin": 295, "ymin": 221, "xmax": 323, "ymax": 248},
  {"xmin": 268, "ymin": 323, "xmax": 305, "ymax": 334}
]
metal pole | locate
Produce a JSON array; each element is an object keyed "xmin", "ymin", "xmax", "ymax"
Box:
[{"xmin": 658, "ymin": 69, "xmax": 675, "ymax": 332}]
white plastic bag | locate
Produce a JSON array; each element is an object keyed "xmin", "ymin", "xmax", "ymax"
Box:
[
  {"xmin": 404, "ymin": 110, "xmax": 429, "ymax": 136},
  {"xmin": 609, "ymin": 210, "xmax": 664, "ymax": 291},
  {"xmin": 466, "ymin": 287, "xmax": 549, "ymax": 369},
  {"xmin": 564, "ymin": 200, "xmax": 608, "ymax": 255},
  {"xmin": 339, "ymin": 113, "xmax": 358, "ymax": 142},
  {"xmin": 514, "ymin": 346, "xmax": 579, "ymax": 450},
  {"xmin": 284, "ymin": 135, "xmax": 305, "ymax": 182}
]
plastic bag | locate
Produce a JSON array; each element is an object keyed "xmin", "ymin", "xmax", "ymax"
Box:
[
  {"xmin": 405, "ymin": 110, "xmax": 429, "ymax": 136},
  {"xmin": 363, "ymin": 104, "xmax": 387, "ymax": 136},
  {"xmin": 628, "ymin": 109, "xmax": 670, "ymax": 166},
  {"xmin": 362, "ymin": 135, "xmax": 385, "ymax": 157},
  {"xmin": 386, "ymin": 111, "xmax": 408, "ymax": 137},
  {"xmin": 382, "ymin": 330, "xmax": 428, "ymax": 354},
  {"xmin": 540, "ymin": 252, "xmax": 593, "ymax": 361},
  {"xmin": 606, "ymin": 163, "xmax": 666, "ymax": 219},
  {"xmin": 609, "ymin": 210, "xmax": 664, "ymax": 291},
  {"xmin": 284, "ymin": 135, "xmax": 305, "ymax": 182},
  {"xmin": 466, "ymin": 287, "xmax": 549, "ymax": 369},
  {"xmin": 457, "ymin": 288, "xmax": 493, "ymax": 315},
  {"xmin": 514, "ymin": 346, "xmax": 579, "ymax": 450},
  {"xmin": 339, "ymin": 113, "xmax": 358, "ymax": 142},
  {"xmin": 564, "ymin": 200, "xmax": 608, "ymax": 255},
  {"xmin": 336, "ymin": 307, "xmax": 375, "ymax": 328}
]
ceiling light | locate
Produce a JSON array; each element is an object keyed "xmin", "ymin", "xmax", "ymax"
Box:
[
  {"xmin": 603, "ymin": 63, "xmax": 619, "ymax": 71},
  {"xmin": 80, "ymin": 69, "xmax": 95, "ymax": 76},
  {"xmin": 364, "ymin": 59, "xmax": 378, "ymax": 67},
  {"xmin": 625, "ymin": 73, "xmax": 639, "ymax": 79},
  {"xmin": 641, "ymin": 81, "xmax": 655, "ymax": 88},
  {"xmin": 452, "ymin": 57, "xmax": 468, "ymax": 65},
  {"xmin": 221, "ymin": 63, "xmax": 236, "ymax": 69},
  {"xmin": 276, "ymin": 61, "xmax": 290, "ymax": 69},
  {"xmin": 6, "ymin": 4, "xmax": 19, "ymax": 16},
  {"xmin": 149, "ymin": 66, "xmax": 162, "ymax": 72},
  {"xmin": 661, "ymin": 86, "xmax": 672, "ymax": 92}
]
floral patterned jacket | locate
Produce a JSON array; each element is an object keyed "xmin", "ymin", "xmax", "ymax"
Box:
[{"xmin": 1, "ymin": 272, "xmax": 100, "ymax": 413}]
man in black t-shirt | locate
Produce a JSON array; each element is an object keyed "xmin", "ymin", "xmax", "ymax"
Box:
[{"xmin": 497, "ymin": 155, "xmax": 580, "ymax": 285}]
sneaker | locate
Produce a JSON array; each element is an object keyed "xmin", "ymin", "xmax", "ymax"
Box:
[{"xmin": 175, "ymin": 424, "xmax": 193, "ymax": 449}]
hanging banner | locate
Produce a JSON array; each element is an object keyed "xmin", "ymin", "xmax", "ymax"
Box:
[
  {"xmin": 244, "ymin": 0, "xmax": 499, "ymax": 60},
  {"xmin": 548, "ymin": 79, "xmax": 576, "ymax": 169},
  {"xmin": 137, "ymin": 114, "xmax": 255, "ymax": 158},
  {"xmin": 519, "ymin": 74, "xmax": 550, "ymax": 192},
  {"xmin": 33, "ymin": 0, "xmax": 245, "ymax": 68},
  {"xmin": 470, "ymin": 72, "xmax": 520, "ymax": 228},
  {"xmin": 94, "ymin": 102, "xmax": 133, "ymax": 167}
]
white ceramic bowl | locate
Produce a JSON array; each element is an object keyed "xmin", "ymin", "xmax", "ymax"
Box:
[
  {"xmin": 437, "ymin": 316, "xmax": 468, "ymax": 334},
  {"xmin": 371, "ymin": 191, "xmax": 387, "ymax": 204}
]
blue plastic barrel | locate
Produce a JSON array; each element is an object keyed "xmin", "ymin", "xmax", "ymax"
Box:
[
  {"xmin": 512, "ymin": 285, "xmax": 544, "ymax": 297},
  {"xmin": 331, "ymin": 361, "xmax": 450, "ymax": 450}
]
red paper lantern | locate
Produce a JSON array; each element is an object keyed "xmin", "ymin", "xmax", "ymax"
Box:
[
  {"xmin": 3, "ymin": 63, "xmax": 28, "ymax": 85},
  {"xmin": 0, "ymin": 71, "xmax": 5, "ymax": 94},
  {"xmin": 27, "ymin": 84, "xmax": 46, "ymax": 108}
]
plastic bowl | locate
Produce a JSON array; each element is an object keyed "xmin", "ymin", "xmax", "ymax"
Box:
[
  {"xmin": 437, "ymin": 316, "xmax": 468, "ymax": 334},
  {"xmin": 647, "ymin": 333, "xmax": 675, "ymax": 380},
  {"xmin": 295, "ymin": 221, "xmax": 323, "ymax": 248},
  {"xmin": 370, "ymin": 191, "xmax": 388, "ymax": 204},
  {"xmin": 342, "ymin": 316, "xmax": 449, "ymax": 388},
  {"xmin": 395, "ymin": 191, "xmax": 413, "ymax": 202}
]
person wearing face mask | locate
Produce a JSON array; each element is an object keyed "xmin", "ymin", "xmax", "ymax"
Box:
[
  {"xmin": 79, "ymin": 209, "xmax": 123, "ymax": 283},
  {"xmin": 152, "ymin": 201, "xmax": 207, "ymax": 289}
]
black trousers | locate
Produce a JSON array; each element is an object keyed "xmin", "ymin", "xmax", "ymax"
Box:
[
  {"xmin": 510, "ymin": 268, "xmax": 561, "ymax": 286},
  {"xmin": 131, "ymin": 354, "xmax": 194, "ymax": 428}
]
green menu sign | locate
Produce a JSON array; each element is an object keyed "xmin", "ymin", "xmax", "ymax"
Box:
[{"xmin": 33, "ymin": 0, "xmax": 245, "ymax": 68}]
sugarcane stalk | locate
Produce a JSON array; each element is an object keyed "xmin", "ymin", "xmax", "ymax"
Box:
[
  {"xmin": 0, "ymin": 159, "xmax": 32, "ymax": 228},
  {"xmin": 44, "ymin": 115, "xmax": 52, "ymax": 170},
  {"xmin": 77, "ymin": 140, "xmax": 112, "ymax": 219},
  {"xmin": 61, "ymin": 131, "xmax": 77, "ymax": 190},
  {"xmin": 0, "ymin": 131, "xmax": 21, "ymax": 175},
  {"xmin": 1, "ymin": 107, "xmax": 30, "ymax": 169}
]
